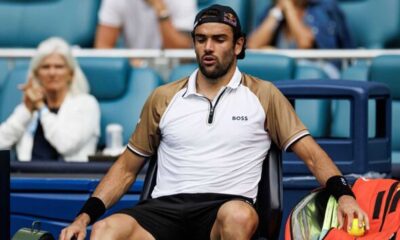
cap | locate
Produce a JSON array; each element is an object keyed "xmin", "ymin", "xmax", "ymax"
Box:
[{"xmin": 192, "ymin": 4, "xmax": 246, "ymax": 59}]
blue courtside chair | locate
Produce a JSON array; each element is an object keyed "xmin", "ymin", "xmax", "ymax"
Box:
[
  {"xmin": 79, "ymin": 58, "xmax": 163, "ymax": 148},
  {"xmin": 0, "ymin": 0, "xmax": 100, "ymax": 47},
  {"xmin": 369, "ymin": 56, "xmax": 400, "ymax": 165},
  {"xmin": 334, "ymin": 55, "xmax": 400, "ymax": 165},
  {"xmin": 338, "ymin": 0, "xmax": 400, "ymax": 48}
]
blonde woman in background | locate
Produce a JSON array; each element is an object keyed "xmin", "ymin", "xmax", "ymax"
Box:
[{"xmin": 0, "ymin": 37, "xmax": 100, "ymax": 162}]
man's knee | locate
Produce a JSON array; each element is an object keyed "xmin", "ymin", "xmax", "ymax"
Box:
[{"xmin": 218, "ymin": 201, "xmax": 258, "ymax": 231}]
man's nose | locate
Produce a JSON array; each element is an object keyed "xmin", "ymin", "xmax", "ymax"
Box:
[{"xmin": 204, "ymin": 39, "xmax": 214, "ymax": 52}]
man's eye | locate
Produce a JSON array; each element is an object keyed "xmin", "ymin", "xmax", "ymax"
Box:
[{"xmin": 196, "ymin": 37, "xmax": 206, "ymax": 43}]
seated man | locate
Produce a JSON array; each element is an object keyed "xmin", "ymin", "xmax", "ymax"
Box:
[{"xmin": 60, "ymin": 5, "xmax": 369, "ymax": 240}]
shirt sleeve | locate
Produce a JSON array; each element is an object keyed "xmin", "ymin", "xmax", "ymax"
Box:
[
  {"xmin": 264, "ymin": 83, "xmax": 309, "ymax": 151},
  {"xmin": 98, "ymin": 0, "xmax": 125, "ymax": 27},
  {"xmin": 0, "ymin": 104, "xmax": 32, "ymax": 149},
  {"xmin": 166, "ymin": 0, "xmax": 197, "ymax": 31},
  {"xmin": 128, "ymin": 90, "xmax": 161, "ymax": 157}
]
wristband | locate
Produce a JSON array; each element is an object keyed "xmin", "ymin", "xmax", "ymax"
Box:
[
  {"xmin": 270, "ymin": 7, "xmax": 283, "ymax": 22},
  {"xmin": 326, "ymin": 175, "xmax": 356, "ymax": 200},
  {"xmin": 78, "ymin": 197, "xmax": 106, "ymax": 225}
]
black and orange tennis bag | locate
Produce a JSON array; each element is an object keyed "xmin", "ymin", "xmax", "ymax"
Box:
[{"xmin": 285, "ymin": 178, "xmax": 400, "ymax": 240}]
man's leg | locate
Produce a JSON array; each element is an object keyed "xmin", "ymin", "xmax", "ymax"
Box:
[
  {"xmin": 90, "ymin": 213, "xmax": 155, "ymax": 240},
  {"xmin": 210, "ymin": 200, "xmax": 259, "ymax": 240}
]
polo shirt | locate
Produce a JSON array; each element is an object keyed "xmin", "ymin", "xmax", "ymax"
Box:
[{"xmin": 128, "ymin": 68, "xmax": 309, "ymax": 201}]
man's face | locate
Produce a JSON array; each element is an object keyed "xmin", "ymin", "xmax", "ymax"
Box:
[{"xmin": 193, "ymin": 23, "xmax": 243, "ymax": 79}]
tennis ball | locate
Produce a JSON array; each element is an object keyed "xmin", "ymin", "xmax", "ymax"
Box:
[{"xmin": 347, "ymin": 218, "xmax": 365, "ymax": 237}]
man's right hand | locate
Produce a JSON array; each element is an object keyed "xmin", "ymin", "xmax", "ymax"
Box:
[{"xmin": 59, "ymin": 214, "xmax": 90, "ymax": 240}]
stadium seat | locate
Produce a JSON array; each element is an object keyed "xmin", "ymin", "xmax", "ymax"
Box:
[
  {"xmin": 0, "ymin": 59, "xmax": 8, "ymax": 88},
  {"xmin": 0, "ymin": 59, "xmax": 9, "ymax": 104},
  {"xmin": 197, "ymin": 0, "xmax": 249, "ymax": 33},
  {"xmin": 238, "ymin": 52, "xmax": 295, "ymax": 81},
  {"xmin": 369, "ymin": 56, "xmax": 400, "ymax": 164},
  {"xmin": 0, "ymin": 63, "xmax": 28, "ymax": 123},
  {"xmin": 140, "ymin": 143, "xmax": 283, "ymax": 240},
  {"xmin": 0, "ymin": 0, "xmax": 100, "ymax": 47},
  {"xmin": 333, "ymin": 55, "xmax": 400, "ymax": 165},
  {"xmin": 338, "ymin": 0, "xmax": 400, "ymax": 48},
  {"xmin": 79, "ymin": 58, "xmax": 163, "ymax": 148}
]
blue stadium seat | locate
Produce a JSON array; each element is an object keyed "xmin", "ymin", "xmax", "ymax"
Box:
[
  {"xmin": 0, "ymin": 59, "xmax": 8, "ymax": 88},
  {"xmin": 0, "ymin": 0, "xmax": 100, "ymax": 47},
  {"xmin": 197, "ymin": 0, "xmax": 249, "ymax": 32},
  {"xmin": 238, "ymin": 52, "xmax": 295, "ymax": 81},
  {"xmin": 338, "ymin": 0, "xmax": 400, "ymax": 48},
  {"xmin": 334, "ymin": 55, "xmax": 400, "ymax": 165},
  {"xmin": 79, "ymin": 58, "xmax": 163, "ymax": 148},
  {"xmin": 0, "ymin": 64, "xmax": 28, "ymax": 123},
  {"xmin": 369, "ymin": 56, "xmax": 400, "ymax": 164}
]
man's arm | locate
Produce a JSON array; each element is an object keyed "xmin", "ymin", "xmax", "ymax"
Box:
[
  {"xmin": 290, "ymin": 135, "xmax": 370, "ymax": 231},
  {"xmin": 146, "ymin": 0, "xmax": 192, "ymax": 49},
  {"xmin": 94, "ymin": 24, "xmax": 121, "ymax": 48},
  {"xmin": 59, "ymin": 149, "xmax": 145, "ymax": 240}
]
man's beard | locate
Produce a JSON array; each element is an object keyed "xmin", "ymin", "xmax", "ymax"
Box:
[{"xmin": 197, "ymin": 54, "xmax": 235, "ymax": 80}]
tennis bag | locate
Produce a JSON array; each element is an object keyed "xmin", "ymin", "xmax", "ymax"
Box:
[{"xmin": 285, "ymin": 178, "xmax": 400, "ymax": 240}]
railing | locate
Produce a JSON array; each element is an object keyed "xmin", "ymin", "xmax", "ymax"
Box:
[
  {"xmin": 1, "ymin": 48, "xmax": 400, "ymax": 58},
  {"xmin": 2, "ymin": 48, "xmax": 400, "ymax": 79}
]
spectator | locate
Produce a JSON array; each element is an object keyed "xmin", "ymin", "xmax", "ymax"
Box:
[
  {"xmin": 248, "ymin": 0, "xmax": 353, "ymax": 49},
  {"xmin": 0, "ymin": 37, "xmax": 100, "ymax": 162},
  {"xmin": 95, "ymin": 0, "xmax": 197, "ymax": 49},
  {"xmin": 60, "ymin": 5, "xmax": 368, "ymax": 240}
]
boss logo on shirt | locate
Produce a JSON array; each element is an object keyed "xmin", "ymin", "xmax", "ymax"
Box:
[{"xmin": 232, "ymin": 116, "xmax": 248, "ymax": 121}]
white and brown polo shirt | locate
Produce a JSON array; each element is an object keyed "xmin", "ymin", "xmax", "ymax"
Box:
[{"xmin": 128, "ymin": 68, "xmax": 309, "ymax": 201}]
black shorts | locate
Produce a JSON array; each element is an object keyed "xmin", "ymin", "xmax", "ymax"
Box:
[{"xmin": 118, "ymin": 193, "xmax": 253, "ymax": 240}]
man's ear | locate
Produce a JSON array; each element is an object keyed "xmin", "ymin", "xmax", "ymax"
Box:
[{"xmin": 235, "ymin": 37, "xmax": 245, "ymax": 56}]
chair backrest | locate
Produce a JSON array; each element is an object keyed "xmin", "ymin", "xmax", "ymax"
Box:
[
  {"xmin": 0, "ymin": 0, "xmax": 100, "ymax": 47},
  {"xmin": 79, "ymin": 58, "xmax": 163, "ymax": 148},
  {"xmin": 0, "ymin": 64, "xmax": 28, "ymax": 122},
  {"xmin": 338, "ymin": 0, "xmax": 400, "ymax": 48},
  {"xmin": 369, "ymin": 55, "xmax": 400, "ymax": 162},
  {"xmin": 140, "ymin": 143, "xmax": 283, "ymax": 240}
]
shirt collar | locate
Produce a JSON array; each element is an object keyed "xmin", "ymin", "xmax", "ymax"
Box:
[{"xmin": 183, "ymin": 67, "xmax": 242, "ymax": 98}]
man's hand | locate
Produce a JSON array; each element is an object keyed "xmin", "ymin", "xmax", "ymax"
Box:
[
  {"xmin": 59, "ymin": 214, "xmax": 90, "ymax": 240},
  {"xmin": 144, "ymin": 0, "xmax": 166, "ymax": 13},
  {"xmin": 337, "ymin": 195, "xmax": 370, "ymax": 232}
]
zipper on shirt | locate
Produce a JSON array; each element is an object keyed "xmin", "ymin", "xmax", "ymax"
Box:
[{"xmin": 206, "ymin": 88, "xmax": 227, "ymax": 124}]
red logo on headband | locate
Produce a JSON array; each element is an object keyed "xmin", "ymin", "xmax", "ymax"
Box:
[{"xmin": 224, "ymin": 12, "xmax": 237, "ymax": 27}]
